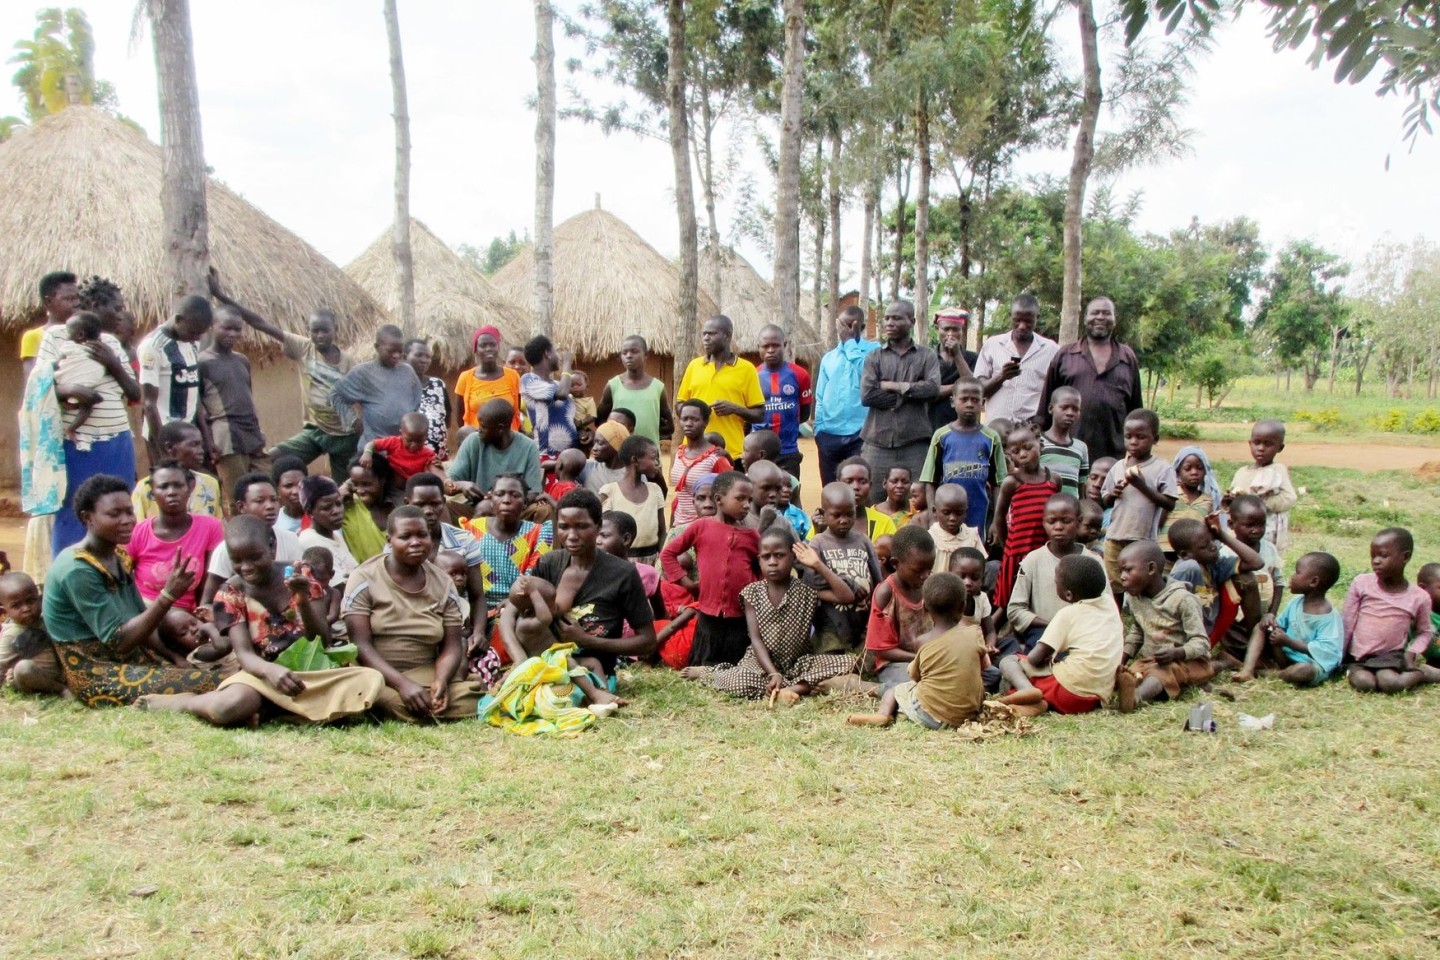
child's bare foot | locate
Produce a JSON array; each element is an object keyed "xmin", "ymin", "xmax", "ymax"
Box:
[
  {"xmin": 133, "ymin": 693, "xmax": 192, "ymax": 712},
  {"xmin": 588, "ymin": 689, "xmax": 629, "ymax": 708},
  {"xmin": 775, "ymin": 688, "xmax": 802, "ymax": 706},
  {"xmin": 678, "ymin": 667, "xmax": 710, "ymax": 681},
  {"xmin": 817, "ymin": 674, "xmax": 879, "ymax": 696},
  {"xmin": 1007, "ymin": 701, "xmax": 1048, "ymax": 717},
  {"xmin": 1417, "ymin": 663, "xmax": 1440, "ymax": 684},
  {"xmin": 1116, "ymin": 670, "xmax": 1137, "ymax": 713},
  {"xmin": 1231, "ymin": 671, "xmax": 1255, "ymax": 684},
  {"xmin": 846, "ymin": 713, "xmax": 893, "ymax": 727},
  {"xmin": 999, "ymin": 687, "xmax": 1044, "ymax": 706},
  {"xmin": 587, "ymin": 701, "xmax": 618, "ymax": 718}
]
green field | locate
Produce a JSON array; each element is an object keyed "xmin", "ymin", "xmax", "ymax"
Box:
[{"xmin": 4, "ymin": 450, "xmax": 1439, "ymax": 959}]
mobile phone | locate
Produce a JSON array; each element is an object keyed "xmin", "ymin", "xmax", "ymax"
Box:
[{"xmin": 1010, "ymin": 355, "xmax": 1022, "ymax": 364}]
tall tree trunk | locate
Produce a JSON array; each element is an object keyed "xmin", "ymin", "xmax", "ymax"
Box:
[
  {"xmin": 772, "ymin": 0, "xmax": 805, "ymax": 339},
  {"xmin": 858, "ymin": 178, "xmax": 875, "ymax": 339},
  {"xmin": 826, "ymin": 133, "xmax": 842, "ymax": 349},
  {"xmin": 533, "ymin": 0, "xmax": 556, "ymax": 337},
  {"xmin": 383, "ymin": 0, "xmax": 415, "ymax": 335},
  {"xmin": 891, "ymin": 156, "xmax": 909, "ymax": 301},
  {"xmin": 147, "ymin": 0, "xmax": 208, "ymax": 300},
  {"xmin": 695, "ymin": 82, "xmax": 723, "ymax": 307},
  {"xmin": 1060, "ymin": 0, "xmax": 1101, "ymax": 345},
  {"xmin": 1354, "ymin": 340, "xmax": 1373, "ymax": 394},
  {"xmin": 913, "ymin": 91, "xmax": 931, "ymax": 340},
  {"xmin": 667, "ymin": 0, "xmax": 698, "ymax": 436},
  {"xmin": 873, "ymin": 181, "xmax": 885, "ymax": 320},
  {"xmin": 813, "ymin": 214, "xmax": 825, "ymax": 336}
]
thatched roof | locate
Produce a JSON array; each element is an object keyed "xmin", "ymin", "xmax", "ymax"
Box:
[
  {"xmin": 491, "ymin": 206, "xmax": 718, "ymax": 359},
  {"xmin": 345, "ymin": 219, "xmax": 531, "ymax": 368},
  {"xmin": 0, "ymin": 107, "xmax": 384, "ymax": 344},
  {"xmin": 698, "ymin": 243, "xmax": 824, "ymax": 362}
]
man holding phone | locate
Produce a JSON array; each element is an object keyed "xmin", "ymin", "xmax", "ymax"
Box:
[{"xmin": 973, "ymin": 294, "xmax": 1058, "ymax": 425}]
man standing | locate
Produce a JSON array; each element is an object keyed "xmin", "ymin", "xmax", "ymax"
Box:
[
  {"xmin": 209, "ymin": 275, "xmax": 361, "ymax": 477},
  {"xmin": 21, "ymin": 271, "xmax": 79, "ymax": 379},
  {"xmin": 676, "ymin": 314, "xmax": 764, "ymax": 460},
  {"xmin": 1039, "ymin": 296, "xmax": 1143, "ymax": 463},
  {"xmin": 137, "ymin": 294, "xmax": 214, "ymax": 465},
  {"xmin": 200, "ymin": 306, "xmax": 269, "ymax": 499},
  {"xmin": 753, "ymin": 323, "xmax": 812, "ymax": 480},
  {"xmin": 860, "ymin": 300, "xmax": 941, "ymax": 491},
  {"xmin": 814, "ymin": 305, "xmax": 878, "ymax": 485},
  {"xmin": 330, "ymin": 324, "xmax": 422, "ymax": 448},
  {"xmin": 973, "ymin": 294, "xmax": 1059, "ymax": 425},
  {"xmin": 928, "ymin": 309, "xmax": 979, "ymax": 434},
  {"xmin": 519, "ymin": 334, "xmax": 578, "ymax": 458}
]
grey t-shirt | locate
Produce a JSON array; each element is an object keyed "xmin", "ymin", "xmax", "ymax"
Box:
[
  {"xmin": 199, "ymin": 349, "xmax": 266, "ymax": 455},
  {"xmin": 330, "ymin": 360, "xmax": 422, "ymax": 446}
]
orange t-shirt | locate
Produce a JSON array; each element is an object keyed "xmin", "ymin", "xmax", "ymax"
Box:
[{"xmin": 455, "ymin": 366, "xmax": 522, "ymax": 430}]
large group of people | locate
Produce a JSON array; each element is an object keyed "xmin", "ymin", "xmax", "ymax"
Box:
[{"xmin": 4, "ymin": 270, "xmax": 1438, "ymax": 736}]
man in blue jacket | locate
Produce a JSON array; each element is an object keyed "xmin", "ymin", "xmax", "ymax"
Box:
[{"xmin": 813, "ymin": 305, "xmax": 879, "ymax": 485}]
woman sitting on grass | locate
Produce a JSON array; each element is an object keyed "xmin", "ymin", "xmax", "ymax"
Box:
[
  {"xmin": 42, "ymin": 474, "xmax": 218, "ymax": 707},
  {"xmin": 136, "ymin": 516, "xmax": 385, "ymax": 726},
  {"xmin": 346, "ymin": 507, "xmax": 485, "ymax": 722}
]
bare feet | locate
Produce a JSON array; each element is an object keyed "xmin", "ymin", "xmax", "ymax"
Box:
[
  {"xmin": 1007, "ymin": 701, "xmax": 1048, "ymax": 718},
  {"xmin": 678, "ymin": 667, "xmax": 710, "ymax": 681},
  {"xmin": 1417, "ymin": 663, "xmax": 1440, "ymax": 684},
  {"xmin": 588, "ymin": 689, "xmax": 629, "ymax": 708},
  {"xmin": 846, "ymin": 713, "xmax": 893, "ymax": 727},
  {"xmin": 1117, "ymin": 669, "xmax": 1137, "ymax": 714},
  {"xmin": 133, "ymin": 693, "xmax": 193, "ymax": 712},
  {"xmin": 1231, "ymin": 671, "xmax": 1255, "ymax": 684},
  {"xmin": 587, "ymin": 702, "xmax": 618, "ymax": 718},
  {"xmin": 775, "ymin": 688, "xmax": 802, "ymax": 706},
  {"xmin": 999, "ymin": 687, "xmax": 1044, "ymax": 706}
]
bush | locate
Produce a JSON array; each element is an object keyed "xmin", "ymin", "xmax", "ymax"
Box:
[
  {"xmin": 1293, "ymin": 407, "xmax": 1343, "ymax": 430},
  {"xmin": 1367, "ymin": 408, "xmax": 1408, "ymax": 433},
  {"xmin": 1409, "ymin": 409, "xmax": 1440, "ymax": 434},
  {"xmin": 1161, "ymin": 421, "xmax": 1201, "ymax": 440}
]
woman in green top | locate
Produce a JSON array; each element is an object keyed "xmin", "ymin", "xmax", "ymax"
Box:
[
  {"xmin": 338, "ymin": 460, "xmax": 392, "ymax": 562},
  {"xmin": 597, "ymin": 335, "xmax": 672, "ymax": 445},
  {"xmin": 42, "ymin": 474, "xmax": 218, "ymax": 707}
]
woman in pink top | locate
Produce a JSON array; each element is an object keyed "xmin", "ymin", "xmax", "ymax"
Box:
[{"xmin": 129, "ymin": 462, "xmax": 225, "ymax": 613}]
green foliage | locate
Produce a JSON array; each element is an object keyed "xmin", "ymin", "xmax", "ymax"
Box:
[
  {"xmin": 1409, "ymin": 409, "xmax": 1440, "ymax": 433},
  {"xmin": 1366, "ymin": 408, "xmax": 1408, "ymax": 433},
  {"xmin": 274, "ymin": 638, "xmax": 356, "ymax": 672},
  {"xmin": 8, "ymin": 7, "xmax": 118, "ymax": 122},
  {"xmin": 1183, "ymin": 333, "xmax": 1255, "ymax": 407},
  {"xmin": 1292, "ymin": 406, "xmax": 1343, "ymax": 429},
  {"xmin": 1159, "ymin": 420, "xmax": 1199, "ymax": 439},
  {"xmin": 457, "ymin": 230, "xmax": 529, "ymax": 276},
  {"xmin": 1254, "ymin": 239, "xmax": 1350, "ymax": 390}
]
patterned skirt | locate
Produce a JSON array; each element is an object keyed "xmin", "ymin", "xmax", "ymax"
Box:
[
  {"xmin": 703, "ymin": 647, "xmax": 858, "ymax": 700},
  {"xmin": 55, "ymin": 640, "xmax": 218, "ymax": 708}
]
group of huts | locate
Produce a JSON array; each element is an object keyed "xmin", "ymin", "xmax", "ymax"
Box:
[{"xmin": 0, "ymin": 107, "xmax": 825, "ymax": 491}]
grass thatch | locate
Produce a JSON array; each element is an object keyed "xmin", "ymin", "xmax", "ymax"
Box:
[
  {"xmin": 491, "ymin": 206, "xmax": 719, "ymax": 360},
  {"xmin": 699, "ymin": 243, "xmax": 825, "ymax": 362},
  {"xmin": 345, "ymin": 219, "xmax": 532, "ymax": 369},
  {"xmin": 0, "ymin": 107, "xmax": 384, "ymax": 345}
]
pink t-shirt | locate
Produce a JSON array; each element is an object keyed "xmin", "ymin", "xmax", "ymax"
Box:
[
  {"xmin": 1341, "ymin": 572, "xmax": 1433, "ymax": 659},
  {"xmin": 622, "ymin": 560, "xmax": 661, "ymax": 639},
  {"xmin": 129, "ymin": 515, "xmax": 226, "ymax": 612}
]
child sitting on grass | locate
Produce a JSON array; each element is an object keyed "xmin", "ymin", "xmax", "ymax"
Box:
[
  {"xmin": 1226, "ymin": 495, "xmax": 1287, "ymax": 682},
  {"xmin": 1100, "ymin": 410, "xmax": 1177, "ymax": 594},
  {"xmin": 950, "ymin": 547, "xmax": 1001, "ymax": 690},
  {"xmin": 928, "ymin": 483, "xmax": 983, "ymax": 573},
  {"xmin": 1039, "ymin": 386, "xmax": 1089, "ymax": 499},
  {"xmin": 865, "ymin": 525, "xmax": 937, "ymax": 692},
  {"xmin": 683, "ymin": 527, "xmax": 857, "ymax": 704},
  {"xmin": 999, "ymin": 553, "xmax": 1122, "ymax": 716},
  {"xmin": 357, "ymin": 412, "xmax": 441, "ymax": 484},
  {"xmin": 1167, "ymin": 514, "xmax": 1265, "ymax": 664},
  {"xmin": 1229, "ymin": 419, "xmax": 1297, "ymax": 550},
  {"xmin": 1116, "ymin": 540, "xmax": 1213, "ymax": 712},
  {"xmin": 804, "ymin": 482, "xmax": 883, "ymax": 655},
  {"xmin": 1418, "ymin": 563, "xmax": 1440, "ymax": 666},
  {"xmin": 847, "ymin": 572, "xmax": 986, "ymax": 730},
  {"xmin": 0, "ymin": 572, "xmax": 64, "ymax": 695},
  {"xmin": 1342, "ymin": 527, "xmax": 1440, "ymax": 693},
  {"xmin": 1262, "ymin": 552, "xmax": 1344, "ymax": 687},
  {"xmin": 1159, "ymin": 446, "xmax": 1221, "ymax": 561},
  {"xmin": 1006, "ymin": 493, "xmax": 1088, "ymax": 652}
]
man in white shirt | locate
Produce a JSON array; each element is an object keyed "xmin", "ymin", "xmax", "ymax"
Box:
[{"xmin": 972, "ymin": 294, "xmax": 1058, "ymax": 425}]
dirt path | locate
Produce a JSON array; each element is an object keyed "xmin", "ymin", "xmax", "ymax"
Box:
[{"xmin": 1157, "ymin": 439, "xmax": 1439, "ymax": 471}]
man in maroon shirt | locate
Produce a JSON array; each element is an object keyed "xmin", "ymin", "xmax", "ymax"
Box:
[{"xmin": 1038, "ymin": 297, "xmax": 1142, "ymax": 463}]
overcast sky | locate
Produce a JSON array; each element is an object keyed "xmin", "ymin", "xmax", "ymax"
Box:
[{"xmin": 4, "ymin": 2, "xmax": 1434, "ymax": 295}]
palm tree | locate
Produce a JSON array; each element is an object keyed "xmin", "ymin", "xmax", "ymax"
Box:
[{"xmin": 383, "ymin": 0, "xmax": 415, "ymax": 335}]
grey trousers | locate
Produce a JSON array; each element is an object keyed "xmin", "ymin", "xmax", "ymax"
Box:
[{"xmin": 860, "ymin": 439, "xmax": 931, "ymax": 503}]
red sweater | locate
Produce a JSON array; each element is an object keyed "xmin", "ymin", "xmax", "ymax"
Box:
[{"xmin": 660, "ymin": 517, "xmax": 759, "ymax": 619}]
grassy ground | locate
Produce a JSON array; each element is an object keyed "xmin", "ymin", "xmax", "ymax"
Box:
[
  {"xmin": 1155, "ymin": 375, "xmax": 1440, "ymax": 440},
  {"xmin": 4, "ymin": 667, "xmax": 1439, "ymax": 960}
]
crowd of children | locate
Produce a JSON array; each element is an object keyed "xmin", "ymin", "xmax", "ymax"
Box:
[{"xmin": 6, "ymin": 354, "xmax": 1440, "ymax": 733}]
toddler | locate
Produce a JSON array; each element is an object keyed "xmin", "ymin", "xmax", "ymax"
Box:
[
  {"xmin": 1418, "ymin": 563, "xmax": 1440, "ymax": 666},
  {"xmin": 1100, "ymin": 411, "xmax": 1176, "ymax": 592},
  {"xmin": 1342, "ymin": 527, "xmax": 1439, "ymax": 693},
  {"xmin": 1264, "ymin": 552, "xmax": 1344, "ymax": 687},
  {"xmin": 55, "ymin": 310, "xmax": 122, "ymax": 445},
  {"xmin": 865, "ymin": 525, "xmax": 937, "ymax": 692},
  {"xmin": 358, "ymin": 411, "xmax": 440, "ymax": 484},
  {"xmin": 928, "ymin": 483, "xmax": 983, "ymax": 573},
  {"xmin": 1229, "ymin": 419, "xmax": 1297, "ymax": 550},
  {"xmin": 0, "ymin": 572, "xmax": 64, "ymax": 694},
  {"xmin": 949, "ymin": 547, "xmax": 1000, "ymax": 688},
  {"xmin": 1116, "ymin": 540, "xmax": 1213, "ymax": 711},
  {"xmin": 570, "ymin": 370, "xmax": 598, "ymax": 429},
  {"xmin": 545, "ymin": 448, "xmax": 587, "ymax": 501},
  {"xmin": 501, "ymin": 575, "xmax": 621, "ymax": 713},
  {"xmin": 847, "ymin": 572, "xmax": 986, "ymax": 730},
  {"xmin": 1077, "ymin": 499, "xmax": 1105, "ymax": 561},
  {"xmin": 1166, "ymin": 515, "xmax": 1264, "ymax": 658},
  {"xmin": 999, "ymin": 553, "xmax": 1122, "ymax": 716},
  {"xmin": 1226, "ymin": 495, "xmax": 1286, "ymax": 682},
  {"xmin": 683, "ymin": 527, "xmax": 857, "ymax": 704}
]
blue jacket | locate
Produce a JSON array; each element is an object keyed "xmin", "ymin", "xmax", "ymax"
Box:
[{"xmin": 814, "ymin": 337, "xmax": 879, "ymax": 437}]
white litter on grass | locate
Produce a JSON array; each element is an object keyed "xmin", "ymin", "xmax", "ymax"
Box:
[{"xmin": 1238, "ymin": 713, "xmax": 1275, "ymax": 731}]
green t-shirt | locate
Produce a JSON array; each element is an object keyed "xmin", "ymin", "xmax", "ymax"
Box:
[
  {"xmin": 342, "ymin": 499, "xmax": 390, "ymax": 564},
  {"xmin": 448, "ymin": 431, "xmax": 544, "ymax": 496},
  {"xmin": 42, "ymin": 547, "xmax": 147, "ymax": 645},
  {"xmin": 605, "ymin": 376, "xmax": 665, "ymax": 445}
]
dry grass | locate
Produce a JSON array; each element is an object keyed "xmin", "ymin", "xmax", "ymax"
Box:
[
  {"xmin": 491, "ymin": 206, "xmax": 719, "ymax": 361},
  {"xmin": 0, "ymin": 107, "xmax": 385, "ymax": 346},
  {"xmin": 345, "ymin": 219, "xmax": 531, "ymax": 369},
  {"xmin": 3, "ymin": 670, "xmax": 1438, "ymax": 960}
]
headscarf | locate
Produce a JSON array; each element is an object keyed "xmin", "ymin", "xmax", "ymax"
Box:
[
  {"xmin": 1172, "ymin": 445, "xmax": 1222, "ymax": 508},
  {"xmin": 691, "ymin": 472, "xmax": 718, "ymax": 493},
  {"xmin": 595, "ymin": 420, "xmax": 630, "ymax": 451},
  {"xmin": 471, "ymin": 325, "xmax": 502, "ymax": 352},
  {"xmin": 299, "ymin": 475, "xmax": 341, "ymax": 515}
]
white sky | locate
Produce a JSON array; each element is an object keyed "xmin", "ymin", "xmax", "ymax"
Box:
[{"xmin": 3, "ymin": 2, "xmax": 1434, "ymax": 293}]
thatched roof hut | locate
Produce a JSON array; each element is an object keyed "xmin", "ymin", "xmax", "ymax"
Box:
[
  {"xmin": 345, "ymin": 218, "xmax": 531, "ymax": 368},
  {"xmin": 0, "ymin": 106, "xmax": 384, "ymax": 343},
  {"xmin": 491, "ymin": 206, "xmax": 718, "ymax": 360},
  {"xmin": 699, "ymin": 243, "xmax": 824, "ymax": 362}
]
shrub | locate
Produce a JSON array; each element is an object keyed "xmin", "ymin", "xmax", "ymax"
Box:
[
  {"xmin": 1367, "ymin": 408, "xmax": 1407, "ymax": 433},
  {"xmin": 1294, "ymin": 407, "xmax": 1343, "ymax": 430},
  {"xmin": 1409, "ymin": 409, "xmax": 1440, "ymax": 434},
  {"xmin": 1161, "ymin": 421, "xmax": 1201, "ymax": 440}
]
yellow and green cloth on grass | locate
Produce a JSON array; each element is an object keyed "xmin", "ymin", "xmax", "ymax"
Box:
[{"xmin": 478, "ymin": 643, "xmax": 596, "ymax": 737}]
